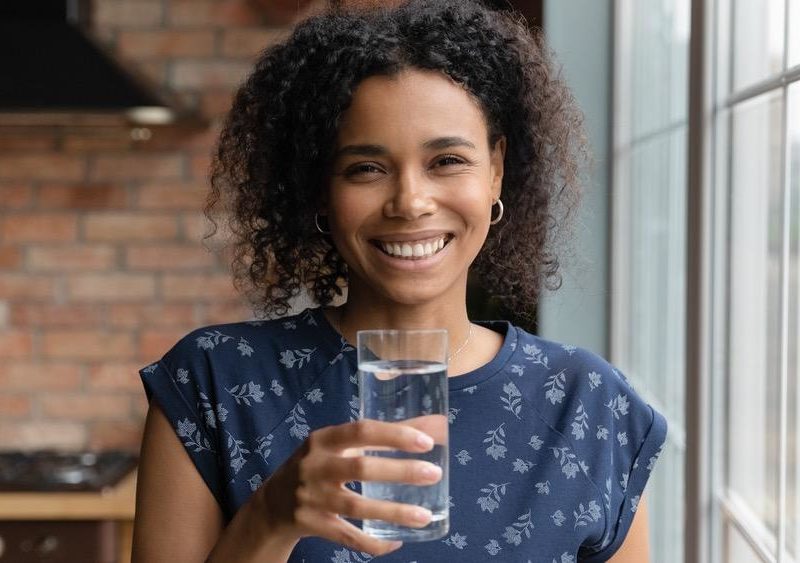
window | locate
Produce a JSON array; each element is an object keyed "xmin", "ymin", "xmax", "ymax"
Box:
[
  {"xmin": 611, "ymin": 1, "xmax": 690, "ymax": 562},
  {"xmin": 712, "ymin": 0, "xmax": 800, "ymax": 560}
]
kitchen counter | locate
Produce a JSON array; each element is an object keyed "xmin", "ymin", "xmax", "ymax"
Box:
[
  {"xmin": 0, "ymin": 470, "xmax": 136, "ymax": 520},
  {"xmin": 0, "ymin": 470, "xmax": 136, "ymax": 563}
]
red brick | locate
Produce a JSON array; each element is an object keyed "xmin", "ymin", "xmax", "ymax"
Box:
[
  {"xmin": 202, "ymin": 301, "xmax": 255, "ymax": 324},
  {"xmin": 0, "ymin": 154, "xmax": 86, "ymax": 181},
  {"xmin": 0, "ymin": 395, "xmax": 33, "ymax": 417},
  {"xmin": 0, "ymin": 362, "xmax": 82, "ymax": 390},
  {"xmin": 125, "ymin": 244, "xmax": 215, "ymax": 270},
  {"xmin": 220, "ymin": 28, "xmax": 287, "ymax": 57},
  {"xmin": 168, "ymin": 0, "xmax": 262, "ymax": 26},
  {"xmin": 27, "ymin": 246, "xmax": 117, "ymax": 272},
  {"xmin": 0, "ymin": 274, "xmax": 56, "ymax": 299},
  {"xmin": 0, "ymin": 421, "xmax": 86, "ymax": 450},
  {"xmin": 0, "ymin": 130, "xmax": 57, "ymax": 151},
  {"xmin": 94, "ymin": 0, "xmax": 163, "ymax": 27},
  {"xmin": 88, "ymin": 362, "xmax": 145, "ymax": 391},
  {"xmin": 138, "ymin": 329, "xmax": 187, "ymax": 359},
  {"xmin": 90, "ymin": 154, "xmax": 185, "ymax": 181},
  {"xmin": 132, "ymin": 125, "xmax": 218, "ymax": 151},
  {"xmin": 38, "ymin": 184, "xmax": 128, "ymax": 209},
  {"xmin": 0, "ymin": 184, "xmax": 34, "ymax": 209},
  {"xmin": 61, "ymin": 131, "xmax": 133, "ymax": 152},
  {"xmin": 42, "ymin": 330, "xmax": 134, "ymax": 360},
  {"xmin": 118, "ymin": 29, "xmax": 216, "ymax": 58},
  {"xmin": 162, "ymin": 273, "xmax": 239, "ymax": 301},
  {"xmin": 88, "ymin": 420, "xmax": 143, "ymax": 452},
  {"xmin": 0, "ymin": 330, "xmax": 33, "ymax": 359},
  {"xmin": 1, "ymin": 213, "xmax": 78, "ymax": 242},
  {"xmin": 131, "ymin": 393, "xmax": 149, "ymax": 418},
  {"xmin": 40, "ymin": 394, "xmax": 132, "ymax": 420},
  {"xmin": 182, "ymin": 213, "xmax": 215, "ymax": 242},
  {"xmin": 83, "ymin": 213, "xmax": 179, "ymax": 241},
  {"xmin": 67, "ymin": 273, "xmax": 156, "ymax": 301},
  {"xmin": 108, "ymin": 303, "xmax": 196, "ymax": 328},
  {"xmin": 0, "ymin": 246, "xmax": 22, "ymax": 269},
  {"xmin": 189, "ymin": 153, "xmax": 213, "ymax": 179},
  {"xmin": 10, "ymin": 304, "xmax": 105, "ymax": 328},
  {"xmin": 200, "ymin": 91, "xmax": 234, "ymax": 118},
  {"xmin": 136, "ymin": 182, "xmax": 207, "ymax": 210},
  {"xmin": 172, "ymin": 60, "xmax": 252, "ymax": 90}
]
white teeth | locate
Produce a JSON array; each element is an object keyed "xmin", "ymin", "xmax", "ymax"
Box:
[{"xmin": 379, "ymin": 236, "xmax": 448, "ymax": 259}]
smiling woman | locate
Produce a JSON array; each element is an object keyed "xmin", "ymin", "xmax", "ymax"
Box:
[{"xmin": 132, "ymin": 1, "xmax": 667, "ymax": 562}]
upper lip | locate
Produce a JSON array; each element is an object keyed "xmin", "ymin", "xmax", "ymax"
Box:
[{"xmin": 370, "ymin": 230, "xmax": 453, "ymax": 243}]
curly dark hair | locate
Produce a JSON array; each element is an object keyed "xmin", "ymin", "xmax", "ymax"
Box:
[{"xmin": 207, "ymin": 0, "xmax": 585, "ymax": 321}]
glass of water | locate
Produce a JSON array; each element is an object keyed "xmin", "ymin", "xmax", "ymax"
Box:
[{"xmin": 357, "ymin": 329, "xmax": 449, "ymax": 542}]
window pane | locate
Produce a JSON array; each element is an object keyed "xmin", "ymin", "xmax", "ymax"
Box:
[
  {"xmin": 725, "ymin": 522, "xmax": 768, "ymax": 563},
  {"xmin": 630, "ymin": 0, "xmax": 690, "ymax": 139},
  {"xmin": 788, "ymin": 81, "xmax": 800, "ymax": 558},
  {"xmin": 727, "ymin": 91, "xmax": 783, "ymax": 541},
  {"xmin": 732, "ymin": 0, "xmax": 785, "ymax": 91},
  {"xmin": 791, "ymin": 0, "xmax": 799, "ymax": 68},
  {"xmin": 628, "ymin": 132, "xmax": 685, "ymax": 417}
]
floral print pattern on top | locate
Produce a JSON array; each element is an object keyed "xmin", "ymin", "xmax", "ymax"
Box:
[{"xmin": 140, "ymin": 307, "xmax": 667, "ymax": 562}]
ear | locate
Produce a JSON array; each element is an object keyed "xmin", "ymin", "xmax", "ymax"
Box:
[{"xmin": 490, "ymin": 136, "xmax": 506, "ymax": 199}]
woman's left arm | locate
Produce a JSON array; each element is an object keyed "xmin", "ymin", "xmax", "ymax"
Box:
[{"xmin": 607, "ymin": 495, "xmax": 651, "ymax": 563}]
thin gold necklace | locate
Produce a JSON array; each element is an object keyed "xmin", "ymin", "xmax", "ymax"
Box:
[
  {"xmin": 448, "ymin": 323, "xmax": 473, "ymax": 362},
  {"xmin": 333, "ymin": 307, "xmax": 473, "ymax": 362}
]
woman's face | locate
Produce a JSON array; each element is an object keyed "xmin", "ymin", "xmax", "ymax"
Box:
[{"xmin": 325, "ymin": 68, "xmax": 505, "ymax": 307}]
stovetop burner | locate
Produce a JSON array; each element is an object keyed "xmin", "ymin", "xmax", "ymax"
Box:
[{"xmin": 0, "ymin": 450, "xmax": 137, "ymax": 492}]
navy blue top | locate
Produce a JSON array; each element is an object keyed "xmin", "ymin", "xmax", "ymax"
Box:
[{"xmin": 140, "ymin": 307, "xmax": 667, "ymax": 562}]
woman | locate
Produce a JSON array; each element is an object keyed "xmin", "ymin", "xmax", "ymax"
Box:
[{"xmin": 133, "ymin": 1, "xmax": 667, "ymax": 561}]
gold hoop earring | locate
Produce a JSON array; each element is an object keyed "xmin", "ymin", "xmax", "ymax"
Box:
[
  {"xmin": 490, "ymin": 199, "xmax": 504, "ymax": 225},
  {"xmin": 315, "ymin": 213, "xmax": 331, "ymax": 234}
]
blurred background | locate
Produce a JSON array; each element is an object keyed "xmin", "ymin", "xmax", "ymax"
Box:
[{"xmin": 0, "ymin": 0, "xmax": 798, "ymax": 562}]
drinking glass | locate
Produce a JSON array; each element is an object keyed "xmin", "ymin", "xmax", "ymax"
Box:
[{"xmin": 357, "ymin": 329, "xmax": 449, "ymax": 542}]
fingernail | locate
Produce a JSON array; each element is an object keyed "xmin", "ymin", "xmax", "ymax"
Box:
[
  {"xmin": 415, "ymin": 433, "xmax": 434, "ymax": 449},
  {"xmin": 412, "ymin": 507, "xmax": 432, "ymax": 523},
  {"xmin": 419, "ymin": 463, "xmax": 442, "ymax": 480},
  {"xmin": 387, "ymin": 540, "xmax": 403, "ymax": 551}
]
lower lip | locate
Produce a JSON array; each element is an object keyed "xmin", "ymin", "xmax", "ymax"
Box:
[{"xmin": 370, "ymin": 240, "xmax": 451, "ymax": 271}]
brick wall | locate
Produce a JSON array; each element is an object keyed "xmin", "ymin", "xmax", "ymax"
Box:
[{"xmin": 0, "ymin": 0, "xmax": 323, "ymax": 452}]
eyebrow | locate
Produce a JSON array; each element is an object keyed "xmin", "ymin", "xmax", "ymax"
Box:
[{"xmin": 334, "ymin": 136, "xmax": 477, "ymax": 159}]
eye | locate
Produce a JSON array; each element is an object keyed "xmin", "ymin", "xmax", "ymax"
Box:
[
  {"xmin": 434, "ymin": 154, "xmax": 469, "ymax": 167},
  {"xmin": 343, "ymin": 162, "xmax": 384, "ymax": 177}
]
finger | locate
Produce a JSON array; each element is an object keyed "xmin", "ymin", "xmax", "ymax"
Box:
[
  {"xmin": 296, "ymin": 507, "xmax": 404, "ymax": 557},
  {"xmin": 318, "ymin": 489, "xmax": 434, "ymax": 529},
  {"xmin": 397, "ymin": 414, "xmax": 448, "ymax": 445},
  {"xmin": 315, "ymin": 419, "xmax": 434, "ymax": 452},
  {"xmin": 315, "ymin": 455, "xmax": 442, "ymax": 485}
]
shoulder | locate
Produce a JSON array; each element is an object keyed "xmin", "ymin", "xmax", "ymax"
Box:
[
  {"xmin": 157, "ymin": 308, "xmax": 323, "ymax": 373},
  {"xmin": 508, "ymin": 326, "xmax": 665, "ymax": 462},
  {"xmin": 510, "ymin": 327, "xmax": 631, "ymax": 402}
]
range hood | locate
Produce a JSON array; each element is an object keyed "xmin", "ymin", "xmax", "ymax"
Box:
[{"xmin": 0, "ymin": 1, "xmax": 179, "ymax": 126}]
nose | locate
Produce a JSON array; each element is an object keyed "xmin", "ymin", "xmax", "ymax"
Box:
[{"xmin": 383, "ymin": 169, "xmax": 437, "ymax": 220}]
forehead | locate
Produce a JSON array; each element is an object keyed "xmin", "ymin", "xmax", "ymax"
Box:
[{"xmin": 335, "ymin": 69, "xmax": 490, "ymax": 147}]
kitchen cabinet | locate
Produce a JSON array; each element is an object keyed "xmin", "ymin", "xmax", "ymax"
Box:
[{"xmin": 0, "ymin": 471, "xmax": 136, "ymax": 563}]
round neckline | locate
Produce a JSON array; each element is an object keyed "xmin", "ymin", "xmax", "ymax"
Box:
[{"xmin": 309, "ymin": 306, "xmax": 518, "ymax": 391}]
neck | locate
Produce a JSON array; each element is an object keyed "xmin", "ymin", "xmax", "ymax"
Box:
[{"xmin": 331, "ymin": 281, "xmax": 472, "ymax": 361}]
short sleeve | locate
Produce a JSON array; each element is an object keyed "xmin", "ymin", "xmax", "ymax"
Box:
[
  {"xmin": 576, "ymin": 364, "xmax": 668, "ymax": 562},
  {"xmin": 139, "ymin": 335, "xmax": 225, "ymax": 508}
]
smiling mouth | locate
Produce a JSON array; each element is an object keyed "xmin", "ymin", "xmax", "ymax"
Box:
[{"xmin": 372, "ymin": 234, "xmax": 453, "ymax": 260}]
